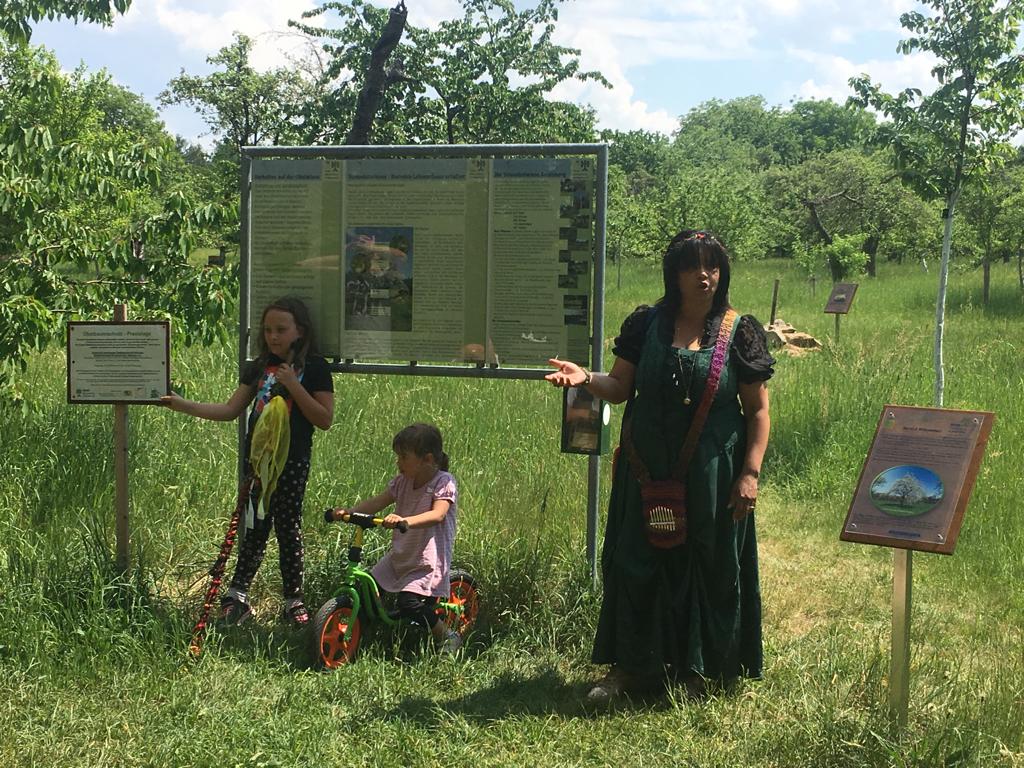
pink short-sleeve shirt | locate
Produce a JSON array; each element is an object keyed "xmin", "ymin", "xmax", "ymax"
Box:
[{"xmin": 370, "ymin": 470, "xmax": 457, "ymax": 597}]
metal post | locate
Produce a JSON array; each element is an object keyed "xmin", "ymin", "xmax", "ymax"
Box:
[
  {"xmin": 890, "ymin": 548, "xmax": 912, "ymax": 727},
  {"xmin": 835, "ymin": 313, "xmax": 841, "ymax": 341},
  {"xmin": 113, "ymin": 303, "xmax": 130, "ymax": 573},
  {"xmin": 237, "ymin": 156, "xmax": 252, "ymax": 544},
  {"xmin": 769, "ymin": 279, "xmax": 780, "ymax": 326},
  {"xmin": 588, "ymin": 144, "xmax": 609, "ymax": 588}
]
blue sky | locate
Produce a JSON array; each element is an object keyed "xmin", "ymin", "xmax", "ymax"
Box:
[{"xmin": 30, "ymin": 0, "xmax": 935, "ymax": 148}]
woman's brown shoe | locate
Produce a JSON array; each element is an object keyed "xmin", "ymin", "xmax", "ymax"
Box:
[{"xmin": 584, "ymin": 666, "xmax": 632, "ymax": 708}]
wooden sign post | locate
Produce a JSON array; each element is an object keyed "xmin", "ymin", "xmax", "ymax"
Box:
[
  {"xmin": 840, "ymin": 404, "xmax": 995, "ymax": 726},
  {"xmin": 67, "ymin": 307, "xmax": 171, "ymax": 573},
  {"xmin": 824, "ymin": 282, "xmax": 858, "ymax": 341}
]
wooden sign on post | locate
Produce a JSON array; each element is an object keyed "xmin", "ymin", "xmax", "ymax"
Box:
[
  {"xmin": 67, "ymin": 310, "xmax": 171, "ymax": 572},
  {"xmin": 840, "ymin": 404, "xmax": 995, "ymax": 727},
  {"xmin": 824, "ymin": 282, "xmax": 858, "ymax": 340},
  {"xmin": 841, "ymin": 405, "xmax": 994, "ymax": 554}
]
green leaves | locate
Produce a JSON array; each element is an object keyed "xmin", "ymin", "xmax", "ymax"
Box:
[
  {"xmin": 850, "ymin": 0, "xmax": 1024, "ymax": 202},
  {"xmin": 0, "ymin": 1, "xmax": 132, "ymax": 44}
]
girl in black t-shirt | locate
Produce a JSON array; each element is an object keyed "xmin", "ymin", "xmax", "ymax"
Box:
[{"xmin": 163, "ymin": 297, "xmax": 334, "ymax": 627}]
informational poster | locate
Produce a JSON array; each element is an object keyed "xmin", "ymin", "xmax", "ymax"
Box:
[
  {"xmin": 840, "ymin": 405, "xmax": 995, "ymax": 554},
  {"xmin": 67, "ymin": 322, "xmax": 170, "ymax": 403},
  {"xmin": 824, "ymin": 282, "xmax": 858, "ymax": 314},
  {"xmin": 250, "ymin": 159, "xmax": 342, "ymax": 356},
  {"xmin": 248, "ymin": 155, "xmax": 597, "ymax": 366}
]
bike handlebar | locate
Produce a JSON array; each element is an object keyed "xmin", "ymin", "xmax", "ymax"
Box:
[{"xmin": 323, "ymin": 508, "xmax": 408, "ymax": 533}]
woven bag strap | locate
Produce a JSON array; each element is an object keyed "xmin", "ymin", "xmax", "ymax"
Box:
[{"xmin": 621, "ymin": 309, "xmax": 737, "ymax": 484}]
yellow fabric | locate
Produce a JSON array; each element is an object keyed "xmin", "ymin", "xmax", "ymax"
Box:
[{"xmin": 249, "ymin": 395, "xmax": 290, "ymax": 518}]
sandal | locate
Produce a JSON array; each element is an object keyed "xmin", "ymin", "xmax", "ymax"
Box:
[
  {"xmin": 219, "ymin": 596, "xmax": 252, "ymax": 626},
  {"xmin": 282, "ymin": 599, "xmax": 310, "ymax": 628}
]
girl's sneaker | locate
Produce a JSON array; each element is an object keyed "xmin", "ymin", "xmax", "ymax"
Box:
[
  {"xmin": 282, "ymin": 599, "xmax": 310, "ymax": 628},
  {"xmin": 439, "ymin": 629, "xmax": 463, "ymax": 654},
  {"xmin": 219, "ymin": 596, "xmax": 252, "ymax": 626}
]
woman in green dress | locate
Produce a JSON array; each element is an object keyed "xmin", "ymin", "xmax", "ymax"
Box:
[{"xmin": 546, "ymin": 229, "xmax": 773, "ymax": 705}]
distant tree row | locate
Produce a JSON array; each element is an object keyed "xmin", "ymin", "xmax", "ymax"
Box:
[{"xmin": 2, "ymin": 0, "xmax": 1022, "ymax": 403}]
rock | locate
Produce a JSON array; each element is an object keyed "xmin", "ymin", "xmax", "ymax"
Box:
[
  {"xmin": 762, "ymin": 320, "xmax": 822, "ymax": 356},
  {"xmin": 786, "ymin": 332, "xmax": 821, "ymax": 349}
]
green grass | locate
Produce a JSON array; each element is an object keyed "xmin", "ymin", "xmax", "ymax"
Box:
[{"xmin": 1, "ymin": 258, "xmax": 1022, "ymax": 767}]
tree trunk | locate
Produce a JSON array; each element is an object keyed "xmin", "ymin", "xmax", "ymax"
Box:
[
  {"xmin": 934, "ymin": 187, "xmax": 961, "ymax": 408},
  {"xmin": 864, "ymin": 234, "xmax": 878, "ymax": 277},
  {"xmin": 346, "ymin": 2, "xmax": 408, "ymax": 145},
  {"xmin": 982, "ymin": 258, "xmax": 991, "ymax": 305}
]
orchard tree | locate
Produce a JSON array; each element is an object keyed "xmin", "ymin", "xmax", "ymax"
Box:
[
  {"xmin": 292, "ymin": 0, "xmax": 605, "ymax": 144},
  {"xmin": 763, "ymin": 149, "xmax": 936, "ymax": 279},
  {"xmin": 850, "ymin": 0, "xmax": 1024, "ymax": 405},
  {"xmin": 160, "ymin": 33, "xmax": 308, "ymax": 155},
  {"xmin": 1, "ymin": 32, "xmax": 234, "ymax": 402}
]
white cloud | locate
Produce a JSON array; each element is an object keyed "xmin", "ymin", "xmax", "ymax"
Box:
[
  {"xmin": 830, "ymin": 26, "xmax": 854, "ymax": 44},
  {"xmin": 786, "ymin": 46, "xmax": 938, "ymax": 104}
]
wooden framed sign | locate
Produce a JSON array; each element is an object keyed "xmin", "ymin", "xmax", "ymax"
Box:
[
  {"xmin": 67, "ymin": 321, "xmax": 171, "ymax": 404},
  {"xmin": 840, "ymin": 405, "xmax": 994, "ymax": 554},
  {"xmin": 824, "ymin": 282, "xmax": 858, "ymax": 314}
]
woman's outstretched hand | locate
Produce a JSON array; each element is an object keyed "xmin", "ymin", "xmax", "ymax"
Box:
[{"xmin": 545, "ymin": 358, "xmax": 587, "ymax": 388}]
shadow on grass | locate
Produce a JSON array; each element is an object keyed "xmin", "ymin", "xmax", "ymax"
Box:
[{"xmin": 387, "ymin": 664, "xmax": 679, "ymax": 724}]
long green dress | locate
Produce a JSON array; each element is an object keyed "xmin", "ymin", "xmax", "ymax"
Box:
[{"xmin": 592, "ymin": 310, "xmax": 764, "ymax": 681}]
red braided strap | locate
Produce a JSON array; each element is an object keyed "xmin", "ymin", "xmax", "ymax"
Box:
[{"xmin": 188, "ymin": 479, "xmax": 251, "ymax": 658}]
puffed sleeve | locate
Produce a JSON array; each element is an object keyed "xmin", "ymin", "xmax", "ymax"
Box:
[
  {"xmin": 611, "ymin": 304, "xmax": 655, "ymax": 365},
  {"xmin": 732, "ymin": 314, "xmax": 775, "ymax": 384}
]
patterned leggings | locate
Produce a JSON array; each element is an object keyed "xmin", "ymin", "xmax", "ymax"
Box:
[{"xmin": 230, "ymin": 457, "xmax": 310, "ymax": 600}]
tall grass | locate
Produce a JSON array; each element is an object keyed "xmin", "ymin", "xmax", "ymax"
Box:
[{"xmin": 0, "ymin": 258, "xmax": 1021, "ymax": 766}]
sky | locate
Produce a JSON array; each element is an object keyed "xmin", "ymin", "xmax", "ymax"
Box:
[{"xmin": 29, "ymin": 0, "xmax": 936, "ymax": 149}]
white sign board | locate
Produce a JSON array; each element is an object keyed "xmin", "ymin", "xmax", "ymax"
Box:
[{"xmin": 67, "ymin": 322, "xmax": 170, "ymax": 403}]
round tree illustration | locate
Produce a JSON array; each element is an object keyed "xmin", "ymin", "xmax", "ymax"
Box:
[{"xmin": 869, "ymin": 465, "xmax": 944, "ymax": 517}]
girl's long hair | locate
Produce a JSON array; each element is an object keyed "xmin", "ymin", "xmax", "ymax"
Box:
[
  {"xmin": 656, "ymin": 229, "xmax": 732, "ymax": 321},
  {"xmin": 253, "ymin": 296, "xmax": 318, "ymax": 370},
  {"xmin": 392, "ymin": 423, "xmax": 450, "ymax": 472}
]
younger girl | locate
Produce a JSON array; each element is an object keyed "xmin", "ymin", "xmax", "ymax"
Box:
[
  {"xmin": 339, "ymin": 423, "xmax": 461, "ymax": 652},
  {"xmin": 163, "ymin": 296, "xmax": 334, "ymax": 627}
]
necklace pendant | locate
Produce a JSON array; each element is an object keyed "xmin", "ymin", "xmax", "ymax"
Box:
[{"xmin": 683, "ymin": 396, "xmax": 692, "ymax": 405}]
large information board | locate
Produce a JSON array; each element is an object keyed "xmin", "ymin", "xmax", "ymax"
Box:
[{"xmin": 247, "ymin": 153, "xmax": 598, "ymax": 367}]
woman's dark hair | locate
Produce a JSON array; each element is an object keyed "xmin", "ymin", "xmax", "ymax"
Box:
[
  {"xmin": 255, "ymin": 296, "xmax": 318, "ymax": 369},
  {"xmin": 657, "ymin": 229, "xmax": 732, "ymax": 320},
  {"xmin": 392, "ymin": 422, "xmax": 449, "ymax": 471}
]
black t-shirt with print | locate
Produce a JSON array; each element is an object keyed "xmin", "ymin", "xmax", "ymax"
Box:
[{"xmin": 241, "ymin": 353, "xmax": 334, "ymax": 461}]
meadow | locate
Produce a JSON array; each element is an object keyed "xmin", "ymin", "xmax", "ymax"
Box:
[{"xmin": 0, "ymin": 257, "xmax": 1021, "ymax": 767}]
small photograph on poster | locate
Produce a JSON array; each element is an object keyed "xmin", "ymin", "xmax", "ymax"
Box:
[
  {"xmin": 344, "ymin": 227, "xmax": 413, "ymax": 332},
  {"xmin": 564, "ymin": 294, "xmax": 588, "ymax": 326},
  {"xmin": 562, "ymin": 385, "xmax": 601, "ymax": 454},
  {"xmin": 558, "ymin": 274, "xmax": 578, "ymax": 289},
  {"xmin": 869, "ymin": 465, "xmax": 944, "ymax": 517}
]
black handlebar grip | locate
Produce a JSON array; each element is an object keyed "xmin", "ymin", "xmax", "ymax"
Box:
[
  {"xmin": 324, "ymin": 508, "xmax": 343, "ymax": 523},
  {"xmin": 396, "ymin": 520, "xmax": 409, "ymax": 533}
]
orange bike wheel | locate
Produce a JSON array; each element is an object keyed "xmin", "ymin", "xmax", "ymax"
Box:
[
  {"xmin": 437, "ymin": 569, "xmax": 479, "ymax": 637},
  {"xmin": 313, "ymin": 596, "xmax": 362, "ymax": 670}
]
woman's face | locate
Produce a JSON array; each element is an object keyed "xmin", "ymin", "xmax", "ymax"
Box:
[{"xmin": 676, "ymin": 259, "xmax": 720, "ymax": 303}]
